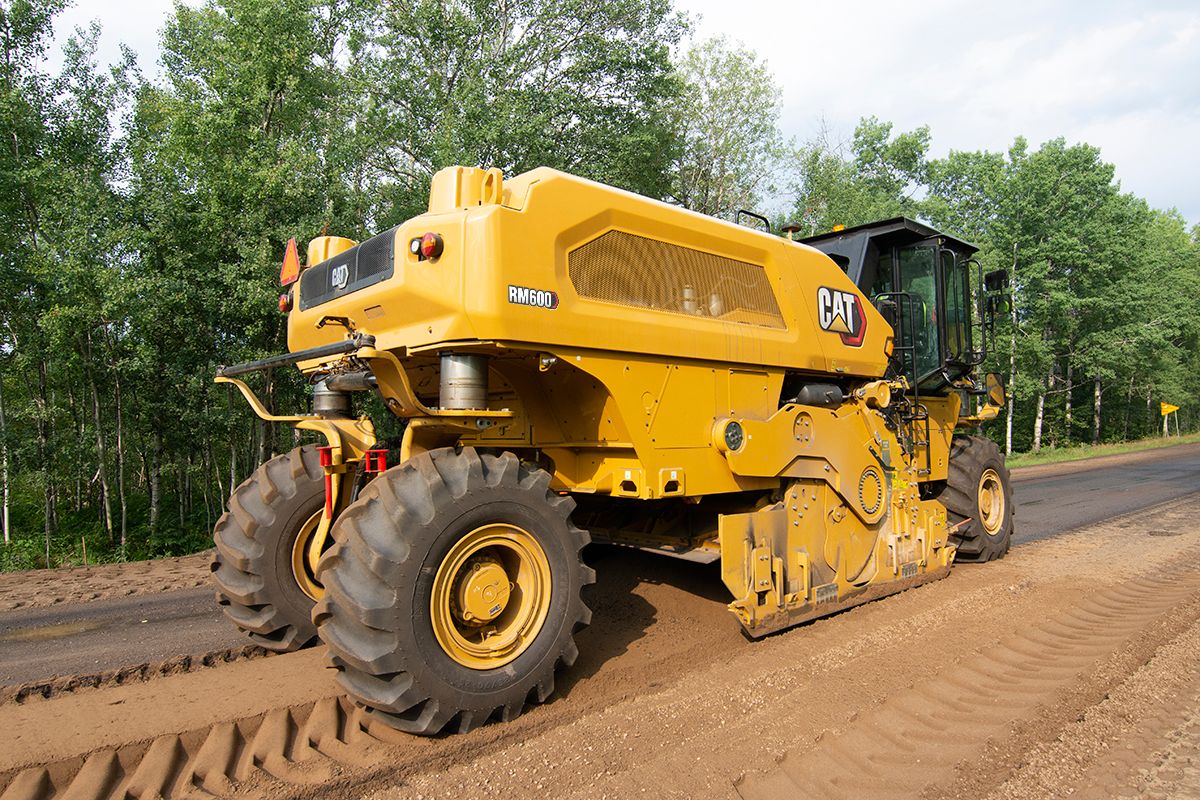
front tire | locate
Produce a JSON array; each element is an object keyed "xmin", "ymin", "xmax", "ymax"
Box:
[
  {"xmin": 211, "ymin": 445, "xmax": 325, "ymax": 652},
  {"xmin": 942, "ymin": 435, "xmax": 1013, "ymax": 562},
  {"xmin": 314, "ymin": 447, "xmax": 593, "ymax": 735}
]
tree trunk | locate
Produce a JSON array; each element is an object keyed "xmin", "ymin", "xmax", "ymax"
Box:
[
  {"xmin": 67, "ymin": 382, "xmax": 82, "ymax": 513},
  {"xmin": 229, "ymin": 434, "xmax": 237, "ymax": 495},
  {"xmin": 177, "ymin": 463, "xmax": 185, "ymax": 529},
  {"xmin": 83, "ymin": 333, "xmax": 114, "ymax": 542},
  {"xmin": 1146, "ymin": 386, "xmax": 1154, "ymax": 439},
  {"xmin": 1063, "ymin": 360, "xmax": 1073, "ymax": 444},
  {"xmin": 0, "ymin": 374, "xmax": 9, "ymax": 545},
  {"xmin": 201, "ymin": 443, "xmax": 213, "ymax": 530},
  {"xmin": 149, "ymin": 430, "xmax": 162, "ymax": 537},
  {"xmin": 114, "ymin": 368, "xmax": 128, "ymax": 552},
  {"xmin": 37, "ymin": 358, "xmax": 55, "ymax": 567},
  {"xmin": 1005, "ymin": 248, "xmax": 1018, "ymax": 457},
  {"xmin": 212, "ymin": 439, "xmax": 225, "ymax": 505},
  {"xmin": 257, "ymin": 370, "xmax": 273, "ymax": 466},
  {"xmin": 1005, "ymin": 400, "xmax": 1014, "ymax": 457},
  {"xmin": 1122, "ymin": 377, "xmax": 1133, "ymax": 441},
  {"xmin": 1033, "ymin": 391, "xmax": 1046, "ymax": 452},
  {"xmin": 1092, "ymin": 378, "xmax": 1101, "ymax": 445}
]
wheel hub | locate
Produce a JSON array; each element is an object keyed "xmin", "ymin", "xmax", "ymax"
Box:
[
  {"xmin": 978, "ymin": 468, "xmax": 1005, "ymax": 536},
  {"xmin": 454, "ymin": 557, "xmax": 513, "ymax": 625},
  {"xmin": 430, "ymin": 523, "xmax": 552, "ymax": 670},
  {"xmin": 290, "ymin": 510, "xmax": 325, "ymax": 602}
]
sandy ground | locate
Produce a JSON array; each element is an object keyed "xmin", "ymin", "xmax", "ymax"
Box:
[
  {"xmin": 0, "ymin": 493, "xmax": 1197, "ymax": 800},
  {"xmin": 0, "ymin": 551, "xmax": 213, "ymax": 612}
]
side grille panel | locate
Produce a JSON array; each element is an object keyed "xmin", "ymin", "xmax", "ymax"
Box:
[
  {"xmin": 299, "ymin": 227, "xmax": 398, "ymax": 310},
  {"xmin": 567, "ymin": 230, "xmax": 784, "ymax": 328}
]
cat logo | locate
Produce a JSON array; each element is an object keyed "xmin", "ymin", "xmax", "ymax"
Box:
[
  {"xmin": 817, "ymin": 286, "xmax": 867, "ymax": 347},
  {"xmin": 331, "ymin": 263, "xmax": 350, "ymax": 290}
]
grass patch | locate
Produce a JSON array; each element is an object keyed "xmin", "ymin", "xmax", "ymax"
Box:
[{"xmin": 1006, "ymin": 432, "xmax": 1200, "ymax": 470}]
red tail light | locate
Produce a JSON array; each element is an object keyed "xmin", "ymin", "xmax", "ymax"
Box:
[{"xmin": 419, "ymin": 232, "xmax": 444, "ymax": 260}]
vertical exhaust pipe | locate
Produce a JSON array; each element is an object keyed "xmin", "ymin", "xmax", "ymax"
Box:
[
  {"xmin": 439, "ymin": 353, "xmax": 489, "ymax": 410},
  {"xmin": 312, "ymin": 379, "xmax": 353, "ymax": 418}
]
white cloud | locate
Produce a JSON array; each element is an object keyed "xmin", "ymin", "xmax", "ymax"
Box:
[{"xmin": 681, "ymin": 0, "xmax": 1200, "ymax": 224}]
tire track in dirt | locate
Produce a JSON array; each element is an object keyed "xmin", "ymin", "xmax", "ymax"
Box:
[
  {"xmin": 734, "ymin": 558, "xmax": 1200, "ymax": 800},
  {"xmin": 0, "ymin": 644, "xmax": 270, "ymax": 706},
  {"xmin": 966, "ymin": 611, "xmax": 1200, "ymax": 800},
  {"xmin": 0, "ymin": 697, "xmax": 398, "ymax": 800}
]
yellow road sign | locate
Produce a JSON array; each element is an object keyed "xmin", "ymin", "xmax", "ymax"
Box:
[{"xmin": 1161, "ymin": 402, "xmax": 1180, "ymax": 416}]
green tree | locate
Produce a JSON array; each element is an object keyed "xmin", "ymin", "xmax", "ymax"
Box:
[
  {"xmin": 791, "ymin": 117, "xmax": 930, "ymax": 235},
  {"xmin": 355, "ymin": 0, "xmax": 686, "ymax": 218},
  {"xmin": 667, "ymin": 35, "xmax": 787, "ymax": 219}
]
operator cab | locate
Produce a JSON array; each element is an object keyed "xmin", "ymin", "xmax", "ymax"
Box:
[{"xmin": 797, "ymin": 217, "xmax": 981, "ymax": 393}]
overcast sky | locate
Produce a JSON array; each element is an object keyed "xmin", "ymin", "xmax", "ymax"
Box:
[{"xmin": 52, "ymin": 0, "xmax": 1200, "ymax": 226}]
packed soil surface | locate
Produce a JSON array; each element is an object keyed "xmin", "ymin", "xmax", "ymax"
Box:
[
  {"xmin": 0, "ymin": 551, "xmax": 213, "ymax": 612},
  {"xmin": 0, "ymin": 494, "xmax": 1198, "ymax": 800}
]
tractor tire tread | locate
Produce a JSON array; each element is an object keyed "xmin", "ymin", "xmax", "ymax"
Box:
[
  {"xmin": 314, "ymin": 447, "xmax": 592, "ymax": 736},
  {"xmin": 943, "ymin": 435, "xmax": 1013, "ymax": 562},
  {"xmin": 211, "ymin": 444, "xmax": 324, "ymax": 652}
]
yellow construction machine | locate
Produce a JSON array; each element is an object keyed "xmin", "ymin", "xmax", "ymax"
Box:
[{"xmin": 212, "ymin": 166, "xmax": 1013, "ymax": 734}]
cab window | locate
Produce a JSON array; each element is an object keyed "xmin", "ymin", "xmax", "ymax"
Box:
[
  {"xmin": 942, "ymin": 250, "xmax": 970, "ymax": 362},
  {"xmin": 897, "ymin": 247, "xmax": 939, "ymax": 379}
]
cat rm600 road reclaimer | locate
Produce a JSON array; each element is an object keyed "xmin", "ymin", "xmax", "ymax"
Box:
[{"xmin": 212, "ymin": 165, "xmax": 1013, "ymax": 735}]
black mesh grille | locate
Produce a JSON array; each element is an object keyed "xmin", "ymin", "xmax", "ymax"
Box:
[
  {"xmin": 568, "ymin": 230, "xmax": 784, "ymax": 328},
  {"xmin": 299, "ymin": 227, "xmax": 397, "ymax": 311},
  {"xmin": 355, "ymin": 228, "xmax": 394, "ymax": 280}
]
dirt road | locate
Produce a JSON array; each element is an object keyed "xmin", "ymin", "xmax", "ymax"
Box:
[
  {"xmin": 0, "ymin": 445, "xmax": 1198, "ymax": 799},
  {"xmin": 3, "ymin": 442, "xmax": 1197, "ymax": 690}
]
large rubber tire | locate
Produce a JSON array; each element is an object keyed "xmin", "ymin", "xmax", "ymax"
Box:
[
  {"xmin": 211, "ymin": 445, "xmax": 324, "ymax": 652},
  {"xmin": 314, "ymin": 447, "xmax": 593, "ymax": 736},
  {"xmin": 941, "ymin": 435, "xmax": 1014, "ymax": 562}
]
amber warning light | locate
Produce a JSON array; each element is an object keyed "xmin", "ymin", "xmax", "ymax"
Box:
[{"xmin": 280, "ymin": 237, "xmax": 301, "ymax": 286}]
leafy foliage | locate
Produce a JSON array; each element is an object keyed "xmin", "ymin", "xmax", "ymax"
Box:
[
  {"xmin": 667, "ymin": 35, "xmax": 787, "ymax": 218},
  {"xmin": 793, "ymin": 119, "xmax": 1200, "ymax": 453}
]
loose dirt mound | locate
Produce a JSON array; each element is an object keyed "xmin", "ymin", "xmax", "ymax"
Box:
[
  {"xmin": 0, "ymin": 551, "xmax": 212, "ymax": 611},
  {"xmin": 1, "ymin": 496, "xmax": 1198, "ymax": 800},
  {"xmin": 0, "ymin": 644, "xmax": 268, "ymax": 706}
]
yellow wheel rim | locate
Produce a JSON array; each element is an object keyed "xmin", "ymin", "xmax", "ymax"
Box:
[
  {"xmin": 978, "ymin": 468, "xmax": 1005, "ymax": 536},
  {"xmin": 431, "ymin": 523, "xmax": 552, "ymax": 670},
  {"xmin": 290, "ymin": 510, "xmax": 325, "ymax": 602}
]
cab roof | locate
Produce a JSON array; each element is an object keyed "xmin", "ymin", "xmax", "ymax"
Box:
[
  {"xmin": 796, "ymin": 216, "xmax": 977, "ymax": 252},
  {"xmin": 789, "ymin": 217, "xmax": 978, "ymax": 284}
]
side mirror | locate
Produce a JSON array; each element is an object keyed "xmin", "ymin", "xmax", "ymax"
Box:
[
  {"xmin": 984, "ymin": 269, "xmax": 1009, "ymax": 293},
  {"xmin": 987, "ymin": 295, "xmax": 1011, "ymax": 315},
  {"xmin": 985, "ymin": 372, "xmax": 1006, "ymax": 407}
]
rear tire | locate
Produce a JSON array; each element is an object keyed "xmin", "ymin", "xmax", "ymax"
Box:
[
  {"xmin": 941, "ymin": 435, "xmax": 1013, "ymax": 562},
  {"xmin": 211, "ymin": 445, "xmax": 324, "ymax": 652},
  {"xmin": 314, "ymin": 447, "xmax": 593, "ymax": 735}
]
